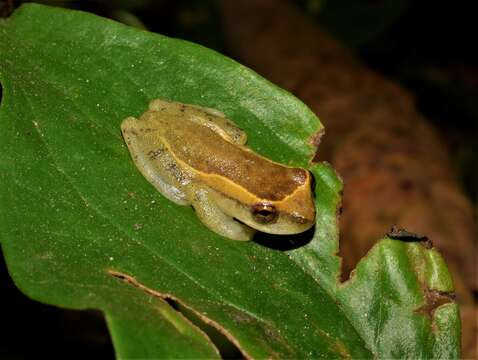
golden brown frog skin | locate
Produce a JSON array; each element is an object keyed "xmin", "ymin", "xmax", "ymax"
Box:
[{"xmin": 121, "ymin": 99, "xmax": 315, "ymax": 241}]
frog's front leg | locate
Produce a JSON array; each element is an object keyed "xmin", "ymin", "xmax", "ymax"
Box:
[{"xmin": 188, "ymin": 184, "xmax": 255, "ymax": 241}]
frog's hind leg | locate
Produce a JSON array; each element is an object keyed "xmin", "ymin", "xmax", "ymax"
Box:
[
  {"xmin": 149, "ymin": 99, "xmax": 225, "ymax": 118},
  {"xmin": 121, "ymin": 116, "xmax": 190, "ymax": 205},
  {"xmin": 199, "ymin": 112, "xmax": 248, "ymax": 145},
  {"xmin": 149, "ymin": 99, "xmax": 247, "ymax": 145},
  {"xmin": 187, "ymin": 184, "xmax": 255, "ymax": 241}
]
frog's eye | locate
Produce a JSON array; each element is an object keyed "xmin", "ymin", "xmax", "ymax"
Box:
[{"xmin": 252, "ymin": 203, "xmax": 277, "ymax": 224}]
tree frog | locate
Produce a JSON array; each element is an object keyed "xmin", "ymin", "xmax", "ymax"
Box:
[{"xmin": 121, "ymin": 99, "xmax": 316, "ymax": 241}]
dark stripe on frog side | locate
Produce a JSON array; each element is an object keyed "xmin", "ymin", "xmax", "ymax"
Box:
[{"xmin": 163, "ymin": 119, "xmax": 308, "ymax": 201}]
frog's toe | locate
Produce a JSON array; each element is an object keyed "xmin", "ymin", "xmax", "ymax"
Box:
[{"xmin": 121, "ymin": 116, "xmax": 138, "ymax": 131}]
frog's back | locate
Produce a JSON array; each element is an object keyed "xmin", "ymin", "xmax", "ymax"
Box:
[{"xmin": 163, "ymin": 118, "xmax": 308, "ymax": 202}]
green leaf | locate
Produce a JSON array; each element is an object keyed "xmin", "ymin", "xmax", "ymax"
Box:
[{"xmin": 0, "ymin": 4, "xmax": 459, "ymax": 358}]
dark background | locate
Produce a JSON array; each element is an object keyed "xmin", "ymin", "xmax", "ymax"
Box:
[{"xmin": 0, "ymin": 0, "xmax": 476, "ymax": 358}]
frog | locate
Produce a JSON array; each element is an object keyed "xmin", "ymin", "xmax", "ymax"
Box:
[{"xmin": 121, "ymin": 99, "xmax": 316, "ymax": 241}]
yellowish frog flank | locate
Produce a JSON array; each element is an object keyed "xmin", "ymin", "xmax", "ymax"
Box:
[{"xmin": 121, "ymin": 99, "xmax": 316, "ymax": 241}]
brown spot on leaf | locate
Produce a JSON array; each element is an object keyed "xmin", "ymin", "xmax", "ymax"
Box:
[
  {"xmin": 310, "ymin": 127, "xmax": 325, "ymax": 163},
  {"xmin": 336, "ymin": 201, "xmax": 344, "ymax": 217},
  {"xmin": 414, "ymin": 288, "xmax": 455, "ymax": 322}
]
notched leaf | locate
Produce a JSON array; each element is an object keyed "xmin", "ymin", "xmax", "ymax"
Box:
[
  {"xmin": 309, "ymin": 127, "xmax": 325, "ymax": 163},
  {"xmin": 414, "ymin": 289, "xmax": 455, "ymax": 326},
  {"xmin": 107, "ymin": 269, "xmax": 252, "ymax": 359},
  {"xmin": 387, "ymin": 225, "xmax": 433, "ymax": 249},
  {"xmin": 212, "ymin": 302, "xmax": 295, "ymax": 359}
]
